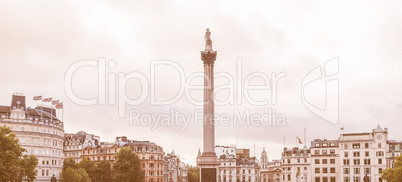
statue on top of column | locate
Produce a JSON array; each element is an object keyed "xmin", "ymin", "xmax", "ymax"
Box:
[{"xmin": 204, "ymin": 28, "xmax": 212, "ymax": 45}]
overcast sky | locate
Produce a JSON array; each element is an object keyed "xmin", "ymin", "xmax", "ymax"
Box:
[{"xmin": 1, "ymin": 0, "xmax": 402, "ymax": 166}]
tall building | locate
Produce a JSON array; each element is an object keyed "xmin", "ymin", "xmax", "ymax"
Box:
[
  {"xmin": 339, "ymin": 125, "xmax": 388, "ymax": 182},
  {"xmin": 0, "ymin": 93, "xmax": 64, "ymax": 181},
  {"xmin": 310, "ymin": 139, "xmax": 340, "ymax": 182},
  {"xmin": 281, "ymin": 146, "xmax": 311, "ymax": 182}
]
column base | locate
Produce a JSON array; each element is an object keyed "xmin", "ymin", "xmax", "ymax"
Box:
[{"xmin": 197, "ymin": 152, "xmax": 220, "ymax": 182}]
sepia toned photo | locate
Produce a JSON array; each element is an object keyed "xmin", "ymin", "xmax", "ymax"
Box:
[{"xmin": 0, "ymin": 1, "xmax": 401, "ymax": 182}]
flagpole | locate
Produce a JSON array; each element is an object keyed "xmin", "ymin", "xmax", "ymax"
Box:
[
  {"xmin": 40, "ymin": 95, "xmax": 43, "ymax": 121},
  {"xmin": 304, "ymin": 127, "xmax": 306, "ymax": 146}
]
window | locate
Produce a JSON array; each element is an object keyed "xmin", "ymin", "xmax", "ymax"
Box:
[
  {"xmin": 322, "ymin": 150, "xmax": 327, "ymax": 154},
  {"xmin": 287, "ymin": 159, "xmax": 290, "ymax": 164},
  {"xmin": 354, "ymin": 168, "xmax": 360, "ymax": 174},
  {"xmin": 353, "ymin": 176, "xmax": 360, "ymax": 182},
  {"xmin": 315, "ymin": 159, "xmax": 320, "ymax": 164},
  {"xmin": 330, "ymin": 177, "xmax": 336, "ymax": 182},
  {"xmin": 378, "ymin": 143, "xmax": 382, "ymax": 148},
  {"xmin": 344, "ymin": 168, "xmax": 350, "ymax": 174},
  {"xmin": 323, "ymin": 177, "xmax": 328, "ymax": 182},
  {"xmin": 315, "ymin": 143, "xmax": 320, "ymax": 147},
  {"xmin": 365, "ymin": 143, "xmax": 369, "ymax": 148},
  {"xmin": 322, "ymin": 159, "xmax": 327, "ymax": 164},
  {"xmin": 365, "ymin": 168, "xmax": 371, "ymax": 174},
  {"xmin": 353, "ymin": 152, "xmax": 360, "ymax": 157},
  {"xmin": 379, "ymin": 168, "xmax": 383, "ymax": 174},
  {"xmin": 297, "ymin": 159, "xmax": 300, "ymax": 163},
  {"xmin": 315, "ymin": 168, "xmax": 320, "ymax": 173},
  {"xmin": 330, "ymin": 149, "xmax": 335, "ymax": 154},
  {"xmin": 365, "ymin": 151, "xmax": 369, "ymax": 157},
  {"xmin": 344, "ymin": 177, "xmax": 350, "ymax": 182},
  {"xmin": 288, "ymin": 174, "xmax": 291, "ymax": 181},
  {"xmin": 304, "ymin": 158, "xmax": 307, "ymax": 163},
  {"xmin": 376, "ymin": 151, "xmax": 384, "ymax": 156},
  {"xmin": 364, "ymin": 159, "xmax": 371, "ymax": 165},
  {"xmin": 352, "ymin": 143, "xmax": 360, "ymax": 149},
  {"xmin": 315, "ymin": 177, "xmax": 320, "ymax": 182},
  {"xmin": 330, "ymin": 159, "xmax": 335, "ymax": 164},
  {"xmin": 344, "ymin": 152, "xmax": 349, "ymax": 157},
  {"xmin": 323, "ymin": 168, "xmax": 328, "ymax": 173},
  {"xmin": 330, "ymin": 168, "xmax": 335, "ymax": 173},
  {"xmin": 344, "ymin": 144, "xmax": 349, "ymax": 149},
  {"xmin": 330, "ymin": 142, "xmax": 335, "ymax": 147},
  {"xmin": 315, "ymin": 150, "xmax": 320, "ymax": 154},
  {"xmin": 344, "ymin": 159, "xmax": 350, "ymax": 165},
  {"xmin": 354, "ymin": 159, "xmax": 360, "ymax": 165},
  {"xmin": 379, "ymin": 158, "xmax": 382, "ymax": 164},
  {"xmin": 323, "ymin": 143, "xmax": 328, "ymax": 147}
]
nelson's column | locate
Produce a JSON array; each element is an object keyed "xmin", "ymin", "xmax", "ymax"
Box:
[{"xmin": 197, "ymin": 28, "xmax": 220, "ymax": 181}]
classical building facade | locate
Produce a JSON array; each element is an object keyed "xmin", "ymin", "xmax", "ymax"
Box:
[
  {"xmin": 386, "ymin": 140, "xmax": 402, "ymax": 168},
  {"xmin": 64, "ymin": 134, "xmax": 187, "ymax": 182},
  {"xmin": 164, "ymin": 151, "xmax": 188, "ymax": 182},
  {"xmin": 64, "ymin": 131, "xmax": 100, "ymax": 163},
  {"xmin": 0, "ymin": 93, "xmax": 64, "ymax": 181},
  {"xmin": 339, "ymin": 125, "xmax": 388, "ymax": 182},
  {"xmin": 260, "ymin": 148, "xmax": 282, "ymax": 182},
  {"xmin": 310, "ymin": 139, "xmax": 339, "ymax": 182},
  {"xmin": 281, "ymin": 146, "xmax": 311, "ymax": 182},
  {"xmin": 214, "ymin": 145, "xmax": 260, "ymax": 182}
]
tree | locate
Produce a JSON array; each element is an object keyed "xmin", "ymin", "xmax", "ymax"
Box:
[
  {"xmin": 0, "ymin": 125, "xmax": 38, "ymax": 182},
  {"xmin": 93, "ymin": 160, "xmax": 113, "ymax": 182},
  {"xmin": 20, "ymin": 155, "xmax": 39, "ymax": 182},
  {"xmin": 187, "ymin": 166, "xmax": 200, "ymax": 182},
  {"xmin": 63, "ymin": 158, "xmax": 78, "ymax": 171},
  {"xmin": 78, "ymin": 157, "xmax": 95, "ymax": 180},
  {"xmin": 113, "ymin": 147, "xmax": 144, "ymax": 182},
  {"xmin": 77, "ymin": 168, "xmax": 91, "ymax": 182},
  {"xmin": 61, "ymin": 167, "xmax": 92, "ymax": 182},
  {"xmin": 61, "ymin": 167, "xmax": 81, "ymax": 182},
  {"xmin": 382, "ymin": 155, "xmax": 402, "ymax": 182}
]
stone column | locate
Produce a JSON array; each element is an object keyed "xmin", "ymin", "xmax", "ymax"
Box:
[{"xmin": 197, "ymin": 28, "xmax": 220, "ymax": 182}]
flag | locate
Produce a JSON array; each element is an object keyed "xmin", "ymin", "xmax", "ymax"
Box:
[
  {"xmin": 297, "ymin": 137, "xmax": 303, "ymax": 144},
  {"xmin": 43, "ymin": 97, "xmax": 52, "ymax": 102},
  {"xmin": 340, "ymin": 127, "xmax": 344, "ymax": 130},
  {"xmin": 55, "ymin": 102, "xmax": 63, "ymax": 109},
  {"xmin": 52, "ymin": 100, "xmax": 59, "ymax": 105},
  {"xmin": 33, "ymin": 96, "xmax": 42, "ymax": 101}
]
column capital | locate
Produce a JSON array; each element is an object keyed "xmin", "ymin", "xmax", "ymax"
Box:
[{"xmin": 201, "ymin": 51, "xmax": 217, "ymax": 64}]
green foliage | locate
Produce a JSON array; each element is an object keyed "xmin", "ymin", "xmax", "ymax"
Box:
[
  {"xmin": 20, "ymin": 155, "xmax": 39, "ymax": 182},
  {"xmin": 382, "ymin": 155, "xmax": 402, "ymax": 182},
  {"xmin": 187, "ymin": 166, "xmax": 200, "ymax": 182},
  {"xmin": 0, "ymin": 125, "xmax": 38, "ymax": 182},
  {"xmin": 63, "ymin": 158, "xmax": 78, "ymax": 171},
  {"xmin": 77, "ymin": 168, "xmax": 91, "ymax": 182},
  {"xmin": 113, "ymin": 147, "xmax": 144, "ymax": 182},
  {"xmin": 78, "ymin": 157, "xmax": 95, "ymax": 180},
  {"xmin": 93, "ymin": 160, "xmax": 114, "ymax": 182},
  {"xmin": 61, "ymin": 167, "xmax": 92, "ymax": 182},
  {"xmin": 61, "ymin": 167, "xmax": 81, "ymax": 182}
]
